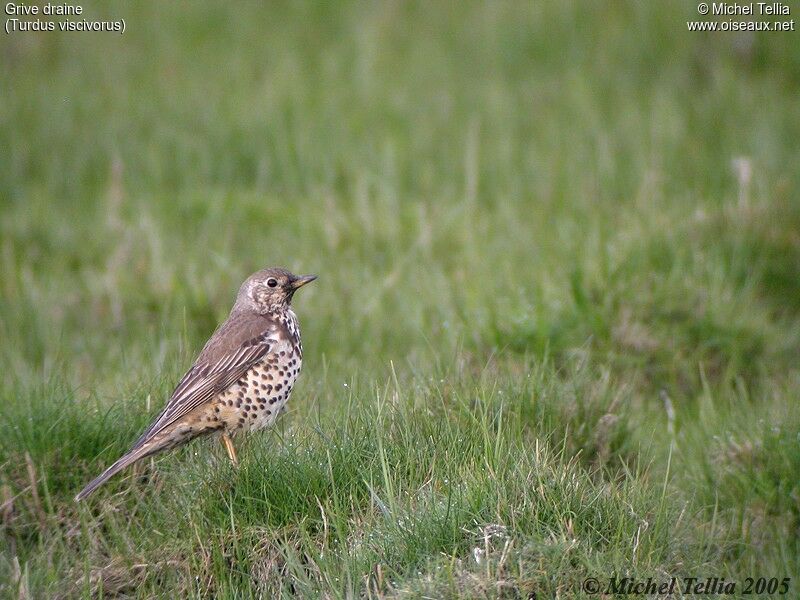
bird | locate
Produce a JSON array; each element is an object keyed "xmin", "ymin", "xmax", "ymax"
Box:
[{"xmin": 75, "ymin": 267, "xmax": 316, "ymax": 501}]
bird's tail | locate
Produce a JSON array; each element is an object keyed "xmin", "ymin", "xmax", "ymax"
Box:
[{"xmin": 75, "ymin": 441, "xmax": 161, "ymax": 502}]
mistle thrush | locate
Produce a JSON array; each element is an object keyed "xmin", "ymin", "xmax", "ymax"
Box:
[{"xmin": 75, "ymin": 267, "xmax": 316, "ymax": 501}]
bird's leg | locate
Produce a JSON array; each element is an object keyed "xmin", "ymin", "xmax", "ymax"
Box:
[{"xmin": 221, "ymin": 433, "xmax": 238, "ymax": 467}]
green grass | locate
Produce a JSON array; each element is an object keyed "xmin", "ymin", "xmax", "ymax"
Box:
[{"xmin": 1, "ymin": 1, "xmax": 799, "ymax": 597}]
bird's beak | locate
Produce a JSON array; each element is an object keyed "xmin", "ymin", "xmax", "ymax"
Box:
[{"xmin": 290, "ymin": 274, "xmax": 317, "ymax": 290}]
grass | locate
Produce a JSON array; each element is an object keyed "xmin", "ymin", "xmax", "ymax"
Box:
[{"xmin": 1, "ymin": 0, "xmax": 799, "ymax": 597}]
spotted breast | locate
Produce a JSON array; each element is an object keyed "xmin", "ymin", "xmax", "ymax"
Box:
[{"xmin": 207, "ymin": 308, "xmax": 303, "ymax": 434}]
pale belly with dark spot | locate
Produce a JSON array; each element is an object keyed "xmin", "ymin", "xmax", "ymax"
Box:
[{"xmin": 201, "ymin": 338, "xmax": 302, "ymax": 435}]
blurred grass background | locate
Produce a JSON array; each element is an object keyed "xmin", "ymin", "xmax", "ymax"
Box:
[{"xmin": 1, "ymin": 1, "xmax": 799, "ymax": 597}]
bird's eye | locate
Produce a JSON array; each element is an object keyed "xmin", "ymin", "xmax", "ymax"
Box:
[{"xmin": 267, "ymin": 278, "xmax": 278, "ymax": 288}]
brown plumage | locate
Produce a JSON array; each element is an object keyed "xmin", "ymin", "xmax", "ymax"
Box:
[{"xmin": 75, "ymin": 267, "xmax": 316, "ymax": 501}]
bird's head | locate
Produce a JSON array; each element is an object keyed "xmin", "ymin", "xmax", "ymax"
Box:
[{"xmin": 236, "ymin": 267, "xmax": 317, "ymax": 314}]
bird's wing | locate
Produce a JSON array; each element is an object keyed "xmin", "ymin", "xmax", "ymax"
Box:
[{"xmin": 130, "ymin": 313, "xmax": 275, "ymax": 450}]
